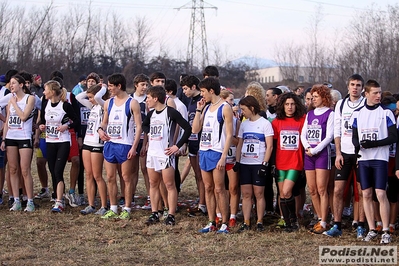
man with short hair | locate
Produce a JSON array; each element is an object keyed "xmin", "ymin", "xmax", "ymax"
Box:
[
  {"xmin": 193, "ymin": 77, "xmax": 233, "ymax": 234},
  {"xmin": 98, "ymin": 73, "xmax": 142, "ymax": 220},
  {"xmin": 351, "ymin": 79, "xmax": 396, "ymax": 244},
  {"xmin": 324, "ymin": 74, "xmax": 366, "ymax": 238}
]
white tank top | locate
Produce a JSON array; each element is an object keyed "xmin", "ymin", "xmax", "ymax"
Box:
[
  {"xmin": 199, "ymin": 102, "xmax": 227, "ymax": 153},
  {"xmin": 45, "ymin": 101, "xmax": 71, "ymax": 143},
  {"xmin": 106, "ymin": 97, "xmax": 134, "ymax": 145},
  {"xmin": 6, "ymin": 94, "xmax": 33, "ymax": 140},
  {"xmin": 147, "ymin": 107, "xmax": 174, "ymax": 158},
  {"xmin": 84, "ymin": 104, "xmax": 104, "ymax": 147}
]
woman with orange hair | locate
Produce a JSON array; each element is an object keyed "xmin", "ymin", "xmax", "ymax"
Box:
[{"xmin": 300, "ymin": 84, "xmax": 334, "ymax": 234}]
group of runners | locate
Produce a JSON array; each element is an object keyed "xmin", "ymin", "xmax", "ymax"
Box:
[{"xmin": 0, "ymin": 67, "xmax": 397, "ymax": 243}]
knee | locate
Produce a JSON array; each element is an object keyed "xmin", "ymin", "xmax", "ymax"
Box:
[
  {"xmin": 317, "ymin": 187, "xmax": 327, "ymax": 196},
  {"xmin": 71, "ymin": 157, "xmax": 80, "ymax": 166},
  {"xmin": 204, "ymin": 184, "xmax": 214, "ymax": 194},
  {"xmin": 375, "ymin": 191, "xmax": 388, "ymax": 202}
]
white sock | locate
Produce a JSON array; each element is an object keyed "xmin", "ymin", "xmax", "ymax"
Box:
[
  {"xmin": 110, "ymin": 205, "xmax": 118, "ymax": 213},
  {"xmin": 320, "ymin": 221, "xmax": 327, "ymax": 228},
  {"xmin": 123, "ymin": 207, "xmax": 131, "ymax": 213},
  {"xmin": 217, "ymin": 213, "xmax": 222, "ymax": 218},
  {"xmin": 230, "ymin": 214, "xmax": 236, "ymax": 220}
]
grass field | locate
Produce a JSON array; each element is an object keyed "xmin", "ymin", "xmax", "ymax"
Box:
[{"xmin": 0, "ymin": 156, "xmax": 397, "ymax": 265}]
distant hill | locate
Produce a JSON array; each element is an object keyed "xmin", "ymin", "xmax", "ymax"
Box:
[{"xmin": 227, "ymin": 56, "xmax": 278, "ymax": 69}]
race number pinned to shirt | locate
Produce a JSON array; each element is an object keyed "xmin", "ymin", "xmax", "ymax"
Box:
[
  {"xmin": 200, "ymin": 127, "xmax": 212, "ymax": 149},
  {"xmin": 307, "ymin": 125, "xmax": 322, "ymax": 145},
  {"xmin": 226, "ymin": 146, "xmax": 236, "ymax": 164},
  {"xmin": 280, "ymin": 130, "xmax": 299, "ymax": 150},
  {"xmin": 343, "ymin": 113, "xmax": 352, "ymax": 137},
  {"xmin": 46, "ymin": 122, "xmax": 60, "ymax": 140},
  {"xmin": 361, "ymin": 128, "xmax": 378, "ymax": 141},
  {"xmin": 242, "ymin": 138, "xmax": 260, "ymax": 158},
  {"xmin": 8, "ymin": 115, "xmax": 23, "ymax": 129},
  {"xmin": 86, "ymin": 117, "xmax": 97, "ymax": 136},
  {"xmin": 107, "ymin": 122, "xmax": 123, "ymax": 139},
  {"xmin": 150, "ymin": 124, "xmax": 164, "ymax": 141},
  {"xmin": 80, "ymin": 107, "xmax": 91, "ymax": 125}
]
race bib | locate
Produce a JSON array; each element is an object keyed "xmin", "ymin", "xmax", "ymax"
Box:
[
  {"xmin": 226, "ymin": 146, "xmax": 236, "ymax": 164},
  {"xmin": 361, "ymin": 128, "xmax": 378, "ymax": 141},
  {"xmin": 107, "ymin": 122, "xmax": 123, "ymax": 139},
  {"xmin": 46, "ymin": 123, "xmax": 60, "ymax": 140},
  {"xmin": 86, "ymin": 118, "xmax": 96, "ymax": 136},
  {"xmin": 189, "ymin": 133, "xmax": 198, "ymax": 141},
  {"xmin": 200, "ymin": 127, "xmax": 212, "ymax": 149},
  {"xmin": 343, "ymin": 113, "xmax": 352, "ymax": 137},
  {"xmin": 150, "ymin": 124, "xmax": 164, "ymax": 141},
  {"xmin": 8, "ymin": 114, "xmax": 23, "ymax": 129},
  {"xmin": 389, "ymin": 143, "xmax": 396, "ymax": 158},
  {"xmin": 242, "ymin": 139, "xmax": 260, "ymax": 158},
  {"xmin": 307, "ymin": 125, "xmax": 322, "ymax": 145},
  {"xmin": 280, "ymin": 130, "xmax": 299, "ymax": 150},
  {"xmin": 80, "ymin": 107, "xmax": 91, "ymax": 125}
]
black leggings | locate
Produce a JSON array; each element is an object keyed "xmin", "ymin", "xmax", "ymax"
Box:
[{"xmin": 47, "ymin": 142, "xmax": 70, "ymax": 198}]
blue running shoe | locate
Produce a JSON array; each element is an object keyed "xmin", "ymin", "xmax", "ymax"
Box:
[
  {"xmin": 356, "ymin": 226, "xmax": 366, "ymax": 239},
  {"xmin": 323, "ymin": 224, "xmax": 342, "ymax": 237},
  {"xmin": 198, "ymin": 222, "xmax": 217, "ymax": 233},
  {"xmin": 216, "ymin": 224, "xmax": 230, "ymax": 234}
]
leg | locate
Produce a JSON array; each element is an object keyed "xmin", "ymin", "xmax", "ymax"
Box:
[
  {"xmin": 82, "ymin": 150, "xmax": 95, "ymax": 207},
  {"xmin": 104, "ymin": 161, "xmax": 118, "ymax": 206},
  {"xmin": 253, "ymin": 185, "xmax": 266, "ymax": 223},
  {"xmin": 306, "ymin": 170, "xmax": 321, "ymax": 218},
  {"xmin": 315, "ymin": 169, "xmax": 330, "ymax": 223},
  {"xmin": 227, "ymin": 169, "xmax": 239, "ymax": 216},
  {"xmin": 161, "ymin": 166, "xmax": 178, "ymax": 215},
  {"xmin": 333, "ymin": 180, "xmax": 346, "ymax": 222},
  {"xmin": 148, "ymin": 167, "xmax": 162, "ymax": 213},
  {"xmin": 91, "ymin": 152, "xmax": 106, "ymax": 208},
  {"xmin": 241, "ymin": 184, "xmax": 253, "ymax": 224},
  {"xmin": 6, "ymin": 146, "xmax": 20, "ymax": 199},
  {"xmin": 202, "ymin": 170, "xmax": 216, "ymax": 221},
  {"xmin": 19, "ymin": 148, "xmax": 34, "ymax": 199},
  {"xmin": 213, "ymin": 167, "xmax": 229, "ymax": 223},
  {"xmin": 190, "ymin": 155, "xmax": 205, "ymax": 206},
  {"xmin": 120, "ymin": 158, "xmax": 134, "ymax": 209}
]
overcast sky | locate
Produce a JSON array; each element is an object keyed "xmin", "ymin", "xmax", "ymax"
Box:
[{"xmin": 10, "ymin": 0, "xmax": 399, "ymax": 62}]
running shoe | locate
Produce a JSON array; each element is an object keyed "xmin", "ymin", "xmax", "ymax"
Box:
[
  {"xmin": 256, "ymin": 223, "xmax": 265, "ymax": 232},
  {"xmin": 215, "ymin": 216, "xmax": 222, "ymax": 226},
  {"xmin": 118, "ymin": 198, "xmax": 125, "ymax": 208},
  {"xmin": 9, "ymin": 201, "xmax": 22, "ymax": 211},
  {"xmin": 101, "ymin": 210, "xmax": 118, "ymax": 219},
  {"xmin": 145, "ymin": 213, "xmax": 160, "ymax": 225},
  {"xmin": 187, "ymin": 206, "xmax": 207, "ymax": 217},
  {"xmin": 198, "ymin": 222, "xmax": 217, "ymax": 233},
  {"xmin": 165, "ymin": 214, "xmax": 176, "ymax": 226},
  {"xmin": 323, "ymin": 224, "xmax": 342, "ymax": 237},
  {"xmin": 24, "ymin": 202, "xmax": 35, "ymax": 212},
  {"xmin": 163, "ymin": 208, "xmax": 169, "ymax": 220},
  {"xmin": 307, "ymin": 218, "xmax": 318, "ymax": 229},
  {"xmin": 356, "ymin": 226, "xmax": 366, "ymax": 239},
  {"xmin": 141, "ymin": 200, "xmax": 152, "ymax": 210},
  {"xmin": 118, "ymin": 210, "xmax": 131, "ymax": 220},
  {"xmin": 229, "ymin": 218, "xmax": 236, "ymax": 228},
  {"xmin": 285, "ymin": 222, "xmax": 300, "ymax": 233},
  {"xmin": 237, "ymin": 223, "xmax": 250, "ymax": 233},
  {"xmin": 217, "ymin": 224, "xmax": 230, "ymax": 234},
  {"xmin": 362, "ymin": 231, "xmax": 378, "ymax": 242},
  {"xmin": 64, "ymin": 193, "xmax": 78, "ymax": 207},
  {"xmin": 276, "ymin": 218, "xmax": 286, "ymax": 228},
  {"xmin": 380, "ymin": 232, "xmax": 392, "ymax": 244},
  {"xmin": 352, "ymin": 222, "xmax": 358, "ymax": 231},
  {"xmin": 389, "ymin": 225, "xmax": 395, "ymax": 234},
  {"xmin": 77, "ymin": 195, "xmax": 86, "ymax": 206},
  {"xmin": 375, "ymin": 224, "xmax": 383, "ymax": 234},
  {"xmin": 7, "ymin": 198, "xmax": 14, "ymax": 209},
  {"xmin": 34, "ymin": 188, "xmax": 50, "ymax": 199},
  {"xmin": 51, "ymin": 201, "xmax": 64, "ymax": 213},
  {"xmin": 80, "ymin": 205, "xmax": 95, "ymax": 215},
  {"xmin": 312, "ymin": 222, "xmax": 327, "ymax": 234},
  {"xmin": 342, "ymin": 206, "xmax": 352, "ymax": 217},
  {"xmin": 95, "ymin": 207, "xmax": 107, "ymax": 216}
]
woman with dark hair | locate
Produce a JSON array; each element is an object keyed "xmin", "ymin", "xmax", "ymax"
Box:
[
  {"xmin": 272, "ymin": 92, "xmax": 306, "ymax": 231},
  {"xmin": 300, "ymin": 84, "xmax": 334, "ymax": 234},
  {"xmin": 76, "ymin": 84, "xmax": 109, "ymax": 215},
  {"xmin": 235, "ymin": 95, "xmax": 273, "ymax": 232},
  {"xmin": 1, "ymin": 75, "xmax": 36, "ymax": 211}
]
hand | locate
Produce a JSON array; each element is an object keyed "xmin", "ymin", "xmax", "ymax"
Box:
[
  {"xmin": 164, "ymin": 145, "xmax": 179, "ymax": 156},
  {"xmin": 258, "ymin": 164, "xmax": 268, "ymax": 178},
  {"xmin": 0, "ymin": 141, "xmax": 5, "ymax": 151},
  {"xmin": 197, "ymin": 98, "xmax": 206, "ymax": 110},
  {"xmin": 127, "ymin": 147, "xmax": 137, "ymax": 160},
  {"xmin": 396, "ymin": 170, "xmax": 399, "ymax": 179},
  {"xmin": 57, "ymin": 124, "xmax": 68, "ymax": 133},
  {"xmin": 233, "ymin": 162, "xmax": 240, "ymax": 172},
  {"xmin": 77, "ymin": 137, "xmax": 83, "ymax": 149},
  {"xmin": 335, "ymin": 154, "xmax": 344, "ymax": 170},
  {"xmin": 139, "ymin": 145, "xmax": 147, "ymax": 157},
  {"xmin": 216, "ymin": 158, "xmax": 226, "ymax": 171},
  {"xmin": 34, "ymin": 138, "xmax": 39, "ymax": 148},
  {"xmin": 98, "ymin": 128, "xmax": 110, "ymax": 142},
  {"xmin": 39, "ymin": 124, "xmax": 46, "ymax": 132},
  {"xmin": 360, "ymin": 140, "xmax": 376, "ymax": 149},
  {"xmin": 305, "ymin": 147, "xmax": 313, "ymax": 157},
  {"xmin": 9, "ymin": 94, "xmax": 17, "ymax": 106}
]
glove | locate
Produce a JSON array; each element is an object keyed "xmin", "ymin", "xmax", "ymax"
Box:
[
  {"xmin": 233, "ymin": 162, "xmax": 240, "ymax": 172},
  {"xmin": 360, "ymin": 140, "xmax": 377, "ymax": 149},
  {"xmin": 258, "ymin": 163, "xmax": 268, "ymax": 178}
]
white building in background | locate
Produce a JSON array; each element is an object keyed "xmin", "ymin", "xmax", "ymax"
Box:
[{"xmin": 246, "ymin": 66, "xmax": 335, "ymax": 84}]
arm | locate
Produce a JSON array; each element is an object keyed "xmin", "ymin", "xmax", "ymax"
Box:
[
  {"xmin": 311, "ymin": 111, "xmax": 334, "ymax": 155},
  {"xmin": 61, "ymin": 102, "xmax": 79, "ymax": 133},
  {"xmin": 217, "ymin": 104, "xmax": 233, "ymax": 170},
  {"xmin": 76, "ymin": 91, "xmax": 93, "ymax": 109},
  {"xmin": 231, "ymin": 119, "xmax": 241, "ymax": 146},
  {"xmin": 263, "ymin": 136, "xmax": 274, "ymax": 163},
  {"xmin": 164, "ymin": 108, "xmax": 192, "ymax": 156},
  {"xmin": 235, "ymin": 138, "xmax": 243, "ymax": 163},
  {"xmin": 34, "ymin": 95, "xmax": 42, "ymax": 110},
  {"xmin": 9, "ymin": 95, "xmax": 35, "ymax": 121},
  {"xmin": 0, "ymin": 106, "xmax": 9, "ymax": 151},
  {"xmin": 0, "ymin": 93, "xmax": 12, "ymax": 109},
  {"xmin": 300, "ymin": 114, "xmax": 310, "ymax": 149},
  {"xmin": 94, "ymin": 85, "xmax": 107, "ymax": 108},
  {"xmin": 361, "ymin": 113, "xmax": 397, "ymax": 148},
  {"xmin": 166, "ymin": 97, "xmax": 176, "ymax": 109},
  {"xmin": 127, "ymin": 99, "xmax": 142, "ymax": 159},
  {"xmin": 191, "ymin": 98, "xmax": 207, "ymax": 134},
  {"xmin": 98, "ymin": 99, "xmax": 111, "ymax": 142},
  {"xmin": 351, "ymin": 116, "xmax": 360, "ymax": 156}
]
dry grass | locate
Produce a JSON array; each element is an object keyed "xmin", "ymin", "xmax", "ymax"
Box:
[{"xmin": 0, "ymin": 156, "xmax": 397, "ymax": 266}]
